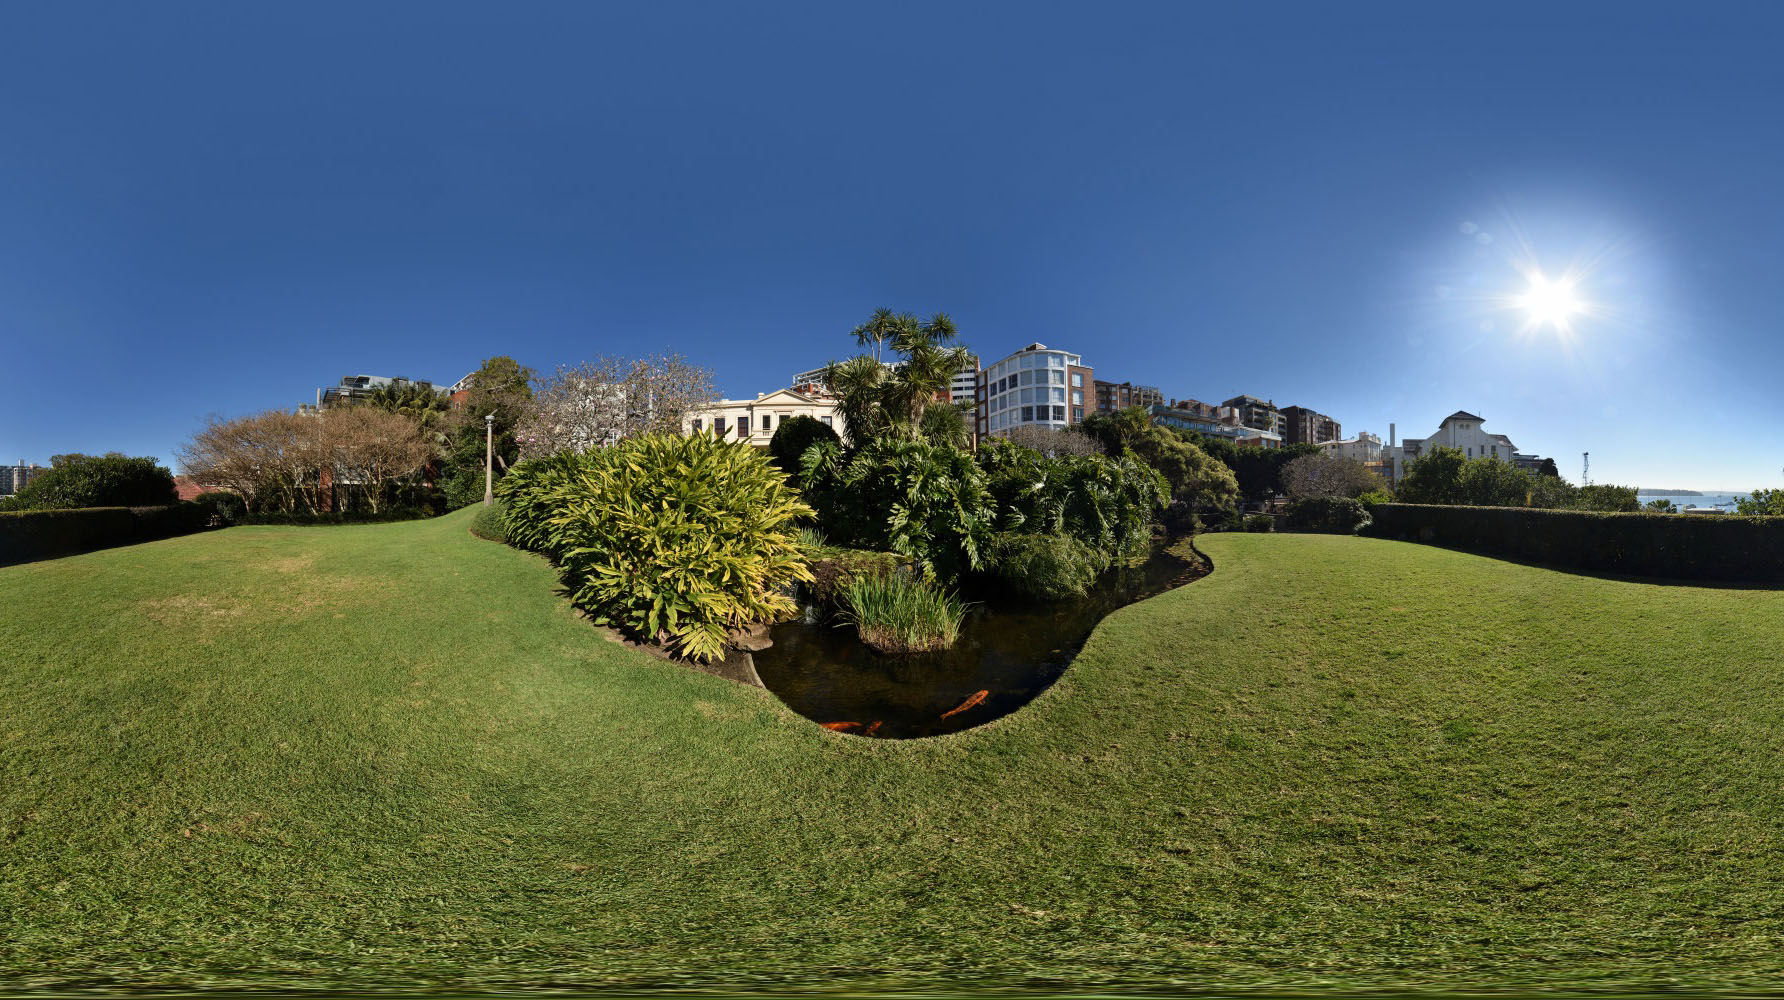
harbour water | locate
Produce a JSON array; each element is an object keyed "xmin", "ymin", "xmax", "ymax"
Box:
[{"xmin": 1638, "ymin": 492, "xmax": 1751, "ymax": 511}]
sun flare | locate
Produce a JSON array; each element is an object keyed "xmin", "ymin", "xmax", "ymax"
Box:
[{"xmin": 1517, "ymin": 272, "xmax": 1581, "ymax": 330}]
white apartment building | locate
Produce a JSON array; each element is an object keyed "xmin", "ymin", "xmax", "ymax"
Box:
[
  {"xmin": 974, "ymin": 343, "xmax": 1093, "ymax": 440},
  {"xmin": 1385, "ymin": 411, "xmax": 1520, "ymax": 484},
  {"xmin": 1317, "ymin": 431, "xmax": 1384, "ymax": 463},
  {"xmin": 685, "ymin": 387, "xmax": 847, "ymax": 447}
]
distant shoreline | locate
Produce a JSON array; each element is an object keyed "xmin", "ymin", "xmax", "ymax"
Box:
[{"xmin": 1639, "ymin": 488, "xmax": 1703, "ymax": 496}]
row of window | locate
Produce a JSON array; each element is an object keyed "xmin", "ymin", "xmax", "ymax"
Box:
[
  {"xmin": 983, "ymin": 350, "xmax": 1081, "ymax": 383},
  {"xmin": 690, "ymin": 413, "xmax": 834, "ymax": 436},
  {"xmin": 984, "ymin": 404, "xmax": 1090, "ymax": 432}
]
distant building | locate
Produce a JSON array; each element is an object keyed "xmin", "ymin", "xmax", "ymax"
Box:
[
  {"xmin": 0, "ymin": 462, "xmax": 45, "ymax": 496},
  {"xmin": 974, "ymin": 343, "xmax": 1092, "ymax": 440},
  {"xmin": 1221, "ymin": 395, "xmax": 1284, "ymax": 435},
  {"xmin": 1148, "ymin": 403, "xmax": 1282, "ymax": 448},
  {"xmin": 315, "ymin": 374, "xmax": 444, "ymax": 409},
  {"xmin": 685, "ymin": 387, "xmax": 847, "ymax": 447},
  {"xmin": 1093, "ymin": 380, "xmax": 1165, "ymax": 414},
  {"xmin": 1316, "ymin": 431, "xmax": 1383, "ymax": 463},
  {"xmin": 1385, "ymin": 411, "xmax": 1549, "ymax": 484},
  {"xmin": 1280, "ymin": 405, "xmax": 1341, "ymax": 446}
]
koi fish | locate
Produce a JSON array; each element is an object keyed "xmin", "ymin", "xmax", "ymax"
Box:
[
  {"xmin": 864, "ymin": 721, "xmax": 883, "ymax": 736},
  {"xmin": 822, "ymin": 721, "xmax": 861, "ymax": 732},
  {"xmin": 940, "ymin": 689, "xmax": 990, "ymax": 720}
]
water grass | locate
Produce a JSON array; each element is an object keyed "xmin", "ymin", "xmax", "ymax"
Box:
[{"xmin": 835, "ymin": 571, "xmax": 967, "ymax": 653}]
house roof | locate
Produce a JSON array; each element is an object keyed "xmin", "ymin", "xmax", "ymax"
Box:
[{"xmin": 1441, "ymin": 410, "xmax": 1485, "ymax": 424}]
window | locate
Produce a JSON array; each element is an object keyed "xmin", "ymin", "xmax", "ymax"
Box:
[
  {"xmin": 1019, "ymin": 354, "xmax": 1034, "ymax": 369},
  {"xmin": 1072, "ymin": 407, "xmax": 1084, "ymax": 422},
  {"xmin": 821, "ymin": 415, "xmax": 832, "ymax": 427},
  {"xmin": 715, "ymin": 417, "xmax": 727, "ymax": 434},
  {"xmin": 738, "ymin": 422, "xmax": 749, "ymax": 438},
  {"xmin": 1018, "ymin": 370, "xmax": 1032, "ymax": 386},
  {"xmin": 692, "ymin": 418, "xmax": 703, "ymax": 432},
  {"xmin": 1021, "ymin": 406, "xmax": 1034, "ymax": 422},
  {"xmin": 1052, "ymin": 387, "xmax": 1065, "ymax": 403},
  {"xmin": 1071, "ymin": 372, "xmax": 1082, "ymax": 387},
  {"xmin": 1071, "ymin": 390, "xmax": 1082, "ymax": 405},
  {"xmin": 1049, "ymin": 354, "xmax": 1064, "ymax": 368},
  {"xmin": 1052, "ymin": 405, "xmax": 1066, "ymax": 421},
  {"xmin": 762, "ymin": 414, "xmax": 772, "ymax": 432}
]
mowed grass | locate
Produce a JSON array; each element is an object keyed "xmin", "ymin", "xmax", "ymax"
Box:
[{"xmin": 4, "ymin": 509, "xmax": 1784, "ymax": 992}]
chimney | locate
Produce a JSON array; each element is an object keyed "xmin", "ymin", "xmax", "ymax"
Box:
[{"xmin": 1389, "ymin": 422, "xmax": 1396, "ymax": 447}]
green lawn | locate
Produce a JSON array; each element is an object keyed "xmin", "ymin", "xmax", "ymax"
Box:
[{"xmin": 4, "ymin": 509, "xmax": 1784, "ymax": 992}]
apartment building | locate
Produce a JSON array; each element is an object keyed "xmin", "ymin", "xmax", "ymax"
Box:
[
  {"xmin": 685, "ymin": 387, "xmax": 847, "ymax": 447},
  {"xmin": 1221, "ymin": 395, "xmax": 1285, "ymax": 435},
  {"xmin": 1280, "ymin": 405, "xmax": 1342, "ymax": 445},
  {"xmin": 1315, "ymin": 431, "xmax": 1383, "ymax": 463},
  {"xmin": 0, "ymin": 462, "xmax": 45, "ymax": 496},
  {"xmin": 1148, "ymin": 403, "xmax": 1283, "ymax": 448},
  {"xmin": 1385, "ymin": 411, "xmax": 1549, "ymax": 484},
  {"xmin": 312, "ymin": 374, "xmax": 444, "ymax": 410},
  {"xmin": 974, "ymin": 343, "xmax": 1092, "ymax": 439},
  {"xmin": 1093, "ymin": 380, "xmax": 1165, "ymax": 414}
]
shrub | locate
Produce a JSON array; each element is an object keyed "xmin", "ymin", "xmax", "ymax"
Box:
[
  {"xmin": 238, "ymin": 507, "xmax": 436, "ymax": 526},
  {"xmin": 192, "ymin": 490, "xmax": 247, "ymax": 525},
  {"xmin": 983, "ymin": 531, "xmax": 1110, "ymax": 601},
  {"xmin": 1366, "ymin": 503, "xmax": 1784, "ymax": 582},
  {"xmin": 440, "ymin": 466, "xmax": 489, "ymax": 511},
  {"xmin": 0, "ymin": 503, "xmax": 211, "ymax": 565},
  {"xmin": 2, "ymin": 454, "xmax": 176, "ymax": 511},
  {"xmin": 976, "ymin": 439, "xmax": 1166, "ymax": 558},
  {"xmin": 498, "ymin": 432, "xmax": 814, "ymax": 662},
  {"xmin": 836, "ymin": 573, "xmax": 968, "ymax": 653},
  {"xmin": 1243, "ymin": 514, "xmax": 1275, "ymax": 533},
  {"xmin": 469, "ymin": 501, "xmax": 508, "ymax": 543},
  {"xmin": 1286, "ymin": 496, "xmax": 1371, "ymax": 534},
  {"xmin": 768, "ymin": 415, "xmax": 841, "ymax": 476},
  {"xmin": 800, "ymin": 438, "xmax": 994, "ymax": 581}
]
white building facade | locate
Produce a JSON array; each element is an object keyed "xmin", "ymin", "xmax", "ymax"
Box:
[
  {"xmin": 685, "ymin": 387, "xmax": 847, "ymax": 447},
  {"xmin": 974, "ymin": 343, "xmax": 1093, "ymax": 440},
  {"xmin": 1385, "ymin": 411, "xmax": 1520, "ymax": 484},
  {"xmin": 1317, "ymin": 431, "xmax": 1384, "ymax": 463}
]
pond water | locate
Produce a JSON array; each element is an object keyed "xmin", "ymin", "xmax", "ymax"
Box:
[{"xmin": 753, "ymin": 537, "xmax": 1208, "ymax": 739}]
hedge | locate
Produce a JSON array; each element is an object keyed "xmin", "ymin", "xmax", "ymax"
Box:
[
  {"xmin": 0, "ymin": 503, "xmax": 214, "ymax": 566},
  {"xmin": 237, "ymin": 506, "xmax": 437, "ymax": 526},
  {"xmin": 1366, "ymin": 503, "xmax": 1784, "ymax": 582}
]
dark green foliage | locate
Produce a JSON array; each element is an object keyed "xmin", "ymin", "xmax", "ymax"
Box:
[
  {"xmin": 498, "ymin": 433, "xmax": 813, "ymax": 661},
  {"xmin": 1736, "ymin": 489, "xmax": 1784, "ymax": 516},
  {"xmin": 1458, "ymin": 457, "xmax": 1533, "ymax": 507},
  {"xmin": 1078, "ymin": 407, "xmax": 1152, "ymax": 454},
  {"xmin": 0, "ymin": 453, "xmax": 176, "ymax": 511},
  {"xmin": 983, "ymin": 531, "xmax": 1111, "ymax": 601},
  {"xmin": 1243, "ymin": 513, "xmax": 1275, "ymax": 532},
  {"xmin": 1368, "ymin": 503, "xmax": 1784, "ymax": 581},
  {"xmin": 799, "ymin": 438, "xmax": 995, "ymax": 581},
  {"xmin": 469, "ymin": 501, "xmax": 508, "ymax": 543},
  {"xmin": 767, "ymin": 414, "xmax": 840, "ymax": 475},
  {"xmin": 1395, "ymin": 446, "xmax": 1470, "ymax": 504},
  {"xmin": 1575, "ymin": 484, "xmax": 1639, "ymax": 512},
  {"xmin": 1171, "ymin": 430, "xmax": 1322, "ymax": 501},
  {"xmin": 192, "ymin": 491, "xmax": 247, "ymax": 525},
  {"xmin": 440, "ymin": 466, "xmax": 489, "ymax": 511},
  {"xmin": 1400, "ymin": 446, "xmax": 1637, "ymax": 511},
  {"xmin": 975, "ymin": 438, "xmax": 1166, "ymax": 559},
  {"xmin": 1132, "ymin": 428, "xmax": 1240, "ymax": 510},
  {"xmin": 1286, "ymin": 496, "xmax": 1371, "ymax": 533},
  {"xmin": 237, "ymin": 507, "xmax": 437, "ymax": 526},
  {"xmin": 0, "ymin": 503, "xmax": 211, "ymax": 565}
]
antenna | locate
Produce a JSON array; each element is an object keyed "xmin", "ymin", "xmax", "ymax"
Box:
[{"xmin": 1582, "ymin": 452, "xmax": 1591, "ymax": 486}]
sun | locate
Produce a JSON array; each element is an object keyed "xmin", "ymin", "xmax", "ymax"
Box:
[{"xmin": 1517, "ymin": 272, "xmax": 1581, "ymax": 330}]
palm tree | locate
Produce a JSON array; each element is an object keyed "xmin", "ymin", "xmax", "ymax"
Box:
[{"xmin": 830, "ymin": 309, "xmax": 975, "ymax": 445}]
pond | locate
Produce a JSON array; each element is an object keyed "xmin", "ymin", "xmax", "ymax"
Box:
[{"xmin": 753, "ymin": 536, "xmax": 1208, "ymax": 739}]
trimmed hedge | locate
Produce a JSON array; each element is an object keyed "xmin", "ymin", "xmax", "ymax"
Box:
[
  {"xmin": 0, "ymin": 503, "xmax": 213, "ymax": 566},
  {"xmin": 1366, "ymin": 503, "xmax": 1784, "ymax": 582},
  {"xmin": 238, "ymin": 506, "xmax": 437, "ymax": 526}
]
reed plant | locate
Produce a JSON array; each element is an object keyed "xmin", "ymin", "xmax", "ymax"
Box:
[{"xmin": 836, "ymin": 572, "xmax": 968, "ymax": 653}]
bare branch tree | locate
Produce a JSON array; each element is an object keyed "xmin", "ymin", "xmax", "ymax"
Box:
[
  {"xmin": 517, "ymin": 354, "xmax": 717, "ymax": 459},
  {"xmin": 1280, "ymin": 453, "xmax": 1380, "ymax": 500}
]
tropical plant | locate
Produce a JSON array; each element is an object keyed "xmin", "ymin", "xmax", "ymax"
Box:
[
  {"xmin": 798, "ymin": 437, "xmax": 994, "ymax": 581},
  {"xmin": 1643, "ymin": 498, "xmax": 1678, "ymax": 513},
  {"xmin": 835, "ymin": 572, "xmax": 968, "ymax": 653},
  {"xmin": 919, "ymin": 401, "xmax": 975, "ymax": 449},
  {"xmin": 983, "ymin": 531, "xmax": 1110, "ymax": 601},
  {"xmin": 1, "ymin": 453, "xmax": 177, "ymax": 511},
  {"xmin": 768, "ymin": 414, "xmax": 841, "ymax": 476},
  {"xmin": 975, "ymin": 438, "xmax": 1167, "ymax": 557},
  {"xmin": 496, "ymin": 433, "xmax": 812, "ymax": 662},
  {"xmin": 1132, "ymin": 427, "xmax": 1240, "ymax": 510},
  {"xmin": 1079, "ymin": 406, "xmax": 1154, "ymax": 455},
  {"xmin": 821, "ymin": 309, "xmax": 974, "ymax": 444}
]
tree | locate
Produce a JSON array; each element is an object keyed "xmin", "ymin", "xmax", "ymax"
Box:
[
  {"xmin": 367, "ymin": 380, "xmax": 453, "ymax": 451},
  {"xmin": 516, "ymin": 354, "xmax": 713, "ymax": 459},
  {"xmin": 1131, "ymin": 427, "xmax": 1239, "ymax": 510},
  {"xmin": 448, "ymin": 356, "xmax": 536, "ymax": 474},
  {"xmin": 1279, "ymin": 453, "xmax": 1381, "ymax": 500},
  {"xmin": 326, "ymin": 406, "xmax": 435, "ymax": 513},
  {"xmin": 1004, "ymin": 423, "xmax": 1102, "ymax": 457},
  {"xmin": 1457, "ymin": 457, "xmax": 1534, "ymax": 507},
  {"xmin": 1079, "ymin": 406, "xmax": 1153, "ymax": 455},
  {"xmin": 768, "ymin": 414, "xmax": 840, "ymax": 476},
  {"xmin": 2, "ymin": 454, "xmax": 176, "ymax": 510},
  {"xmin": 1395, "ymin": 446, "xmax": 1469, "ymax": 505},
  {"xmin": 821, "ymin": 309, "xmax": 973, "ymax": 444},
  {"xmin": 919, "ymin": 401, "xmax": 975, "ymax": 449},
  {"xmin": 1735, "ymin": 489, "xmax": 1784, "ymax": 516}
]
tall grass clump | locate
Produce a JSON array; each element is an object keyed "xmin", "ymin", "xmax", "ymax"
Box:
[{"xmin": 837, "ymin": 573, "xmax": 968, "ymax": 654}]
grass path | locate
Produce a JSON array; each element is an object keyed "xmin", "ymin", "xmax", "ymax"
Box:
[{"xmin": 4, "ymin": 509, "xmax": 1784, "ymax": 991}]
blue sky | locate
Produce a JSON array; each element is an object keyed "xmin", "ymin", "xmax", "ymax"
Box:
[{"xmin": 2, "ymin": 1, "xmax": 1780, "ymax": 490}]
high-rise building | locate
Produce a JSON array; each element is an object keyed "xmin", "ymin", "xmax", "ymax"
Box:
[
  {"xmin": 1280, "ymin": 405, "xmax": 1342, "ymax": 445},
  {"xmin": 974, "ymin": 343, "xmax": 1092, "ymax": 440},
  {"xmin": 1221, "ymin": 395, "xmax": 1284, "ymax": 435},
  {"xmin": 1093, "ymin": 380, "xmax": 1165, "ymax": 413},
  {"xmin": 0, "ymin": 462, "xmax": 45, "ymax": 496}
]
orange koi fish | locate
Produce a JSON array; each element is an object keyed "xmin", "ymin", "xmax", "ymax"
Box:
[
  {"xmin": 940, "ymin": 689, "xmax": 990, "ymax": 720},
  {"xmin": 822, "ymin": 721, "xmax": 862, "ymax": 732}
]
